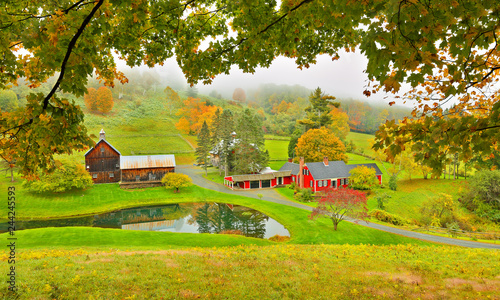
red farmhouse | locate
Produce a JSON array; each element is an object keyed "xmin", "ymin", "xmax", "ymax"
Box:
[
  {"xmin": 279, "ymin": 157, "xmax": 382, "ymax": 192},
  {"xmin": 224, "ymin": 157, "xmax": 382, "ymax": 191}
]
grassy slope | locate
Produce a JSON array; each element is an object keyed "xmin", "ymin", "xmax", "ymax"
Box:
[
  {"xmin": 347, "ymin": 131, "xmax": 376, "ymax": 156},
  {"xmin": 1, "ymin": 245, "xmax": 498, "ymax": 299}
]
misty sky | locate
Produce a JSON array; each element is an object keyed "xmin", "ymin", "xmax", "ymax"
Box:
[{"xmin": 141, "ymin": 50, "xmax": 408, "ymax": 106}]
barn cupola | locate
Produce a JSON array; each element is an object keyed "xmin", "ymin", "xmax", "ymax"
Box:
[{"xmin": 99, "ymin": 129, "xmax": 106, "ymax": 140}]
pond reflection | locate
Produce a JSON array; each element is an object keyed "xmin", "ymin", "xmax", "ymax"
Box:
[{"xmin": 2, "ymin": 203, "xmax": 289, "ymax": 239}]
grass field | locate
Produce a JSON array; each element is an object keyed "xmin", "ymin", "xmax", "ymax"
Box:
[
  {"xmin": 265, "ymin": 139, "xmax": 289, "ymax": 161},
  {"xmin": 1, "ymin": 244, "xmax": 498, "ymax": 299},
  {"xmin": 346, "ymin": 131, "xmax": 376, "ymax": 156}
]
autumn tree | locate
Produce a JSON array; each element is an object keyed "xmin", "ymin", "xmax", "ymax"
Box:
[
  {"xmin": 22, "ymin": 159, "xmax": 93, "ymax": 193},
  {"xmin": 328, "ymin": 107, "xmax": 350, "ymax": 141},
  {"xmin": 84, "ymin": 87, "xmax": 98, "ymax": 112},
  {"xmin": 3, "ymin": 1, "xmax": 500, "ymax": 177},
  {"xmin": 349, "ymin": 166, "xmax": 378, "ymax": 190},
  {"xmin": 175, "ymin": 97, "xmax": 219, "ymax": 135},
  {"xmin": 84, "ymin": 86, "xmax": 113, "ymax": 114},
  {"xmin": 310, "ymin": 187, "xmax": 368, "ymax": 231},
  {"xmin": 232, "ymin": 88, "xmax": 246, "ymax": 103},
  {"xmin": 196, "ymin": 121, "xmax": 211, "ymax": 175},
  {"xmin": 459, "ymin": 170, "xmax": 500, "ymax": 223},
  {"xmin": 96, "ymin": 86, "xmax": 113, "ymax": 113},
  {"xmin": 295, "ymin": 128, "xmax": 347, "ymax": 163},
  {"xmin": 298, "ymin": 87, "xmax": 339, "ymax": 130},
  {"xmin": 161, "ymin": 173, "xmax": 192, "ymax": 193},
  {"xmin": 420, "ymin": 193, "xmax": 456, "ymax": 227},
  {"xmin": 164, "ymin": 86, "xmax": 182, "ymax": 110}
]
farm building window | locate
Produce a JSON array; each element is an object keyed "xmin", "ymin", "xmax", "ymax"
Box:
[
  {"xmin": 332, "ymin": 180, "xmax": 337, "ymax": 188},
  {"xmin": 310, "ymin": 180, "xmax": 313, "ymax": 187},
  {"xmin": 92, "ymin": 174, "xmax": 97, "ymax": 179},
  {"xmin": 101, "ymin": 147, "xmax": 104, "ymax": 153},
  {"xmin": 109, "ymin": 173, "xmax": 114, "ymax": 178},
  {"xmin": 318, "ymin": 180, "xmax": 323, "ymax": 187},
  {"xmin": 346, "ymin": 178, "xmax": 349, "ymax": 185},
  {"xmin": 136, "ymin": 175, "xmax": 140, "ymax": 181},
  {"xmin": 116, "ymin": 164, "xmax": 119, "ymax": 169},
  {"xmin": 292, "ymin": 177, "xmax": 295, "ymax": 182}
]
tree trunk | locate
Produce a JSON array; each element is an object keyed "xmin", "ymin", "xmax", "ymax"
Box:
[
  {"xmin": 10, "ymin": 166, "xmax": 14, "ymax": 183},
  {"xmin": 333, "ymin": 220, "xmax": 338, "ymax": 231}
]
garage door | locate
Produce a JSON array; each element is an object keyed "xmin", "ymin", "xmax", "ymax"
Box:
[
  {"xmin": 261, "ymin": 180, "xmax": 271, "ymax": 188},
  {"xmin": 250, "ymin": 181, "xmax": 260, "ymax": 189}
]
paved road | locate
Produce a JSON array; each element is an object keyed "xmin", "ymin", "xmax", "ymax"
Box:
[{"xmin": 178, "ymin": 165, "xmax": 500, "ymax": 249}]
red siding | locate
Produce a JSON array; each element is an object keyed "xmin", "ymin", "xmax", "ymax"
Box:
[
  {"xmin": 377, "ymin": 175, "xmax": 382, "ymax": 184},
  {"xmin": 244, "ymin": 181, "xmax": 250, "ymax": 189},
  {"xmin": 301, "ymin": 166, "xmax": 314, "ymax": 189}
]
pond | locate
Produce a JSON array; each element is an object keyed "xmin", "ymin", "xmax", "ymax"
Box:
[{"xmin": 2, "ymin": 203, "xmax": 289, "ymax": 239}]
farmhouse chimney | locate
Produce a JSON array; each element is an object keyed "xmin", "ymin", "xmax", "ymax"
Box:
[
  {"xmin": 99, "ymin": 129, "xmax": 105, "ymax": 140},
  {"xmin": 288, "ymin": 157, "xmax": 293, "ymax": 163},
  {"xmin": 299, "ymin": 157, "xmax": 304, "ymax": 189},
  {"xmin": 323, "ymin": 156, "xmax": 329, "ymax": 166}
]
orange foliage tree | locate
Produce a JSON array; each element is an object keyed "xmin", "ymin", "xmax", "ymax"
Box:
[
  {"xmin": 295, "ymin": 128, "xmax": 347, "ymax": 163},
  {"xmin": 84, "ymin": 86, "xmax": 113, "ymax": 114},
  {"xmin": 232, "ymin": 88, "xmax": 246, "ymax": 102},
  {"xmin": 175, "ymin": 97, "xmax": 220, "ymax": 135},
  {"xmin": 328, "ymin": 107, "xmax": 350, "ymax": 141},
  {"xmin": 84, "ymin": 88, "xmax": 98, "ymax": 112},
  {"xmin": 96, "ymin": 86, "xmax": 113, "ymax": 114}
]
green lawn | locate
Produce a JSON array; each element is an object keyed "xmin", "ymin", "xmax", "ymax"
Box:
[
  {"xmin": 346, "ymin": 131, "xmax": 376, "ymax": 156},
  {"xmin": 0, "ymin": 179, "xmax": 432, "ymax": 248},
  {"xmin": 265, "ymin": 139, "xmax": 289, "ymax": 160}
]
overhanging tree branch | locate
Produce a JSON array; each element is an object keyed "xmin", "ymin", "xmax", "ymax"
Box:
[{"xmin": 42, "ymin": 0, "xmax": 104, "ymax": 110}]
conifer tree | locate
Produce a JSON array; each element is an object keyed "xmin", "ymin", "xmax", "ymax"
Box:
[
  {"xmin": 298, "ymin": 87, "xmax": 339, "ymax": 131},
  {"xmin": 219, "ymin": 109, "xmax": 234, "ymax": 176},
  {"xmin": 234, "ymin": 109, "xmax": 268, "ymax": 174},
  {"xmin": 196, "ymin": 121, "xmax": 211, "ymax": 175}
]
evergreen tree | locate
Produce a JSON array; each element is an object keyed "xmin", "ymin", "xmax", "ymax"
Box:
[
  {"xmin": 219, "ymin": 109, "xmax": 234, "ymax": 176},
  {"xmin": 196, "ymin": 121, "xmax": 211, "ymax": 175},
  {"xmin": 233, "ymin": 109, "xmax": 268, "ymax": 174},
  {"xmin": 210, "ymin": 108, "xmax": 222, "ymax": 149},
  {"xmin": 287, "ymin": 128, "xmax": 302, "ymax": 159},
  {"xmin": 186, "ymin": 85, "xmax": 198, "ymax": 98},
  {"xmin": 298, "ymin": 87, "xmax": 339, "ymax": 130}
]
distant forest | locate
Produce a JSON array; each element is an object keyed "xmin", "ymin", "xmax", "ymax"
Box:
[
  {"xmin": 2, "ymin": 70, "xmax": 411, "ymax": 138},
  {"xmin": 244, "ymin": 83, "xmax": 410, "ymax": 135}
]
